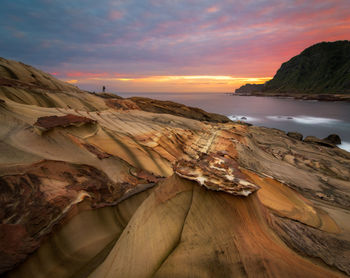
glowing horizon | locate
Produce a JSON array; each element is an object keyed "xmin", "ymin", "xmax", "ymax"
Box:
[
  {"xmin": 1, "ymin": 0, "xmax": 349, "ymax": 93},
  {"xmin": 65, "ymin": 75, "xmax": 272, "ymax": 93}
]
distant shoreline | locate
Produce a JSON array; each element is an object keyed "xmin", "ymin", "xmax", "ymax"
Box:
[{"xmin": 230, "ymin": 92, "xmax": 350, "ymax": 102}]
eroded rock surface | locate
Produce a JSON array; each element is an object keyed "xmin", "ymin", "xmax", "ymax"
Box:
[
  {"xmin": 34, "ymin": 114, "xmax": 96, "ymax": 133},
  {"xmin": 1, "ymin": 58, "xmax": 350, "ymax": 277},
  {"xmin": 304, "ymin": 135, "xmax": 336, "ymax": 147},
  {"xmin": 174, "ymin": 152, "xmax": 259, "ymax": 196}
]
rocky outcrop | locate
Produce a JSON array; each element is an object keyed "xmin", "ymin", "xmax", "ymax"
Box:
[
  {"xmin": 174, "ymin": 152, "xmax": 259, "ymax": 196},
  {"xmin": 106, "ymin": 98, "xmax": 140, "ymax": 110},
  {"xmin": 0, "ymin": 159, "xmax": 161, "ymax": 274},
  {"xmin": 323, "ymin": 134, "xmax": 341, "ymax": 145},
  {"xmin": 34, "ymin": 114, "xmax": 96, "ymax": 133},
  {"xmin": 128, "ymin": 96, "xmax": 231, "ymax": 123},
  {"xmin": 0, "ymin": 57, "xmax": 80, "ymax": 92},
  {"xmin": 287, "ymin": 131, "xmax": 303, "ymax": 141},
  {"xmin": 303, "ymin": 136, "xmax": 336, "ymax": 148},
  {"xmin": 1, "ymin": 58, "xmax": 350, "ymax": 277}
]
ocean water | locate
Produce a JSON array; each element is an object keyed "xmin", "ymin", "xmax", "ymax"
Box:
[{"xmin": 118, "ymin": 92, "xmax": 350, "ymax": 152}]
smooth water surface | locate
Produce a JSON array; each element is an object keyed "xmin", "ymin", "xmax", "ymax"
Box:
[{"xmin": 118, "ymin": 92, "xmax": 350, "ymax": 151}]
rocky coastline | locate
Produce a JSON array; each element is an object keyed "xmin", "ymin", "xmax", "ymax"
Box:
[
  {"xmin": 232, "ymin": 91, "xmax": 350, "ymax": 102},
  {"xmin": 1, "ymin": 57, "xmax": 350, "ymax": 277},
  {"xmin": 234, "ymin": 41, "xmax": 350, "ymax": 102}
]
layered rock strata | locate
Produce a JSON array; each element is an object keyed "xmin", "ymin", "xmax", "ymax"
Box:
[{"xmin": 0, "ymin": 57, "xmax": 350, "ymax": 277}]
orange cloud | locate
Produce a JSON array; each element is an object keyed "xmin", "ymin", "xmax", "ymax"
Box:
[
  {"xmin": 70, "ymin": 75, "xmax": 272, "ymax": 93},
  {"xmin": 207, "ymin": 6, "xmax": 219, "ymax": 13},
  {"xmin": 66, "ymin": 79, "xmax": 78, "ymax": 84}
]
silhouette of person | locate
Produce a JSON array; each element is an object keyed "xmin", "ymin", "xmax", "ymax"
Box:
[{"xmin": 102, "ymin": 86, "xmax": 106, "ymax": 92}]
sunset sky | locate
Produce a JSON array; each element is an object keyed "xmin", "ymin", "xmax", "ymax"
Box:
[{"xmin": 1, "ymin": 0, "xmax": 349, "ymax": 93}]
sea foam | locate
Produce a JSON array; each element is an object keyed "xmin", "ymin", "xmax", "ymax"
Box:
[
  {"xmin": 228, "ymin": 115, "xmax": 261, "ymax": 122},
  {"xmin": 266, "ymin": 115, "xmax": 341, "ymax": 125},
  {"xmin": 339, "ymin": 142, "xmax": 350, "ymax": 152}
]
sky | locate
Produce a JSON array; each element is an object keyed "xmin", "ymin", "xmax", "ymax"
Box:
[{"xmin": 0, "ymin": 0, "xmax": 349, "ymax": 93}]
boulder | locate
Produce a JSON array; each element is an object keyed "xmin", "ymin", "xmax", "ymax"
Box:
[
  {"xmin": 303, "ymin": 136, "xmax": 335, "ymax": 148},
  {"xmin": 287, "ymin": 131, "xmax": 303, "ymax": 141},
  {"xmin": 323, "ymin": 134, "xmax": 341, "ymax": 145}
]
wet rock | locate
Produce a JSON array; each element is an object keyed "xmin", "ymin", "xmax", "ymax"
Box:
[
  {"xmin": 241, "ymin": 116, "xmax": 247, "ymax": 120},
  {"xmin": 287, "ymin": 131, "xmax": 303, "ymax": 141},
  {"xmin": 323, "ymin": 134, "xmax": 341, "ymax": 145}
]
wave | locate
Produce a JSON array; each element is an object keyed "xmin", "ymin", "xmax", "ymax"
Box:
[
  {"xmin": 266, "ymin": 115, "xmax": 341, "ymax": 125},
  {"xmin": 339, "ymin": 142, "xmax": 350, "ymax": 152},
  {"xmin": 228, "ymin": 115, "xmax": 261, "ymax": 122}
]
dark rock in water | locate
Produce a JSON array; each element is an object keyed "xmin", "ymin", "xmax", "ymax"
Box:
[
  {"xmin": 303, "ymin": 136, "xmax": 335, "ymax": 148},
  {"xmin": 323, "ymin": 134, "xmax": 341, "ymax": 145},
  {"xmin": 287, "ymin": 117, "xmax": 293, "ymax": 120},
  {"xmin": 287, "ymin": 132, "xmax": 303, "ymax": 141},
  {"xmin": 241, "ymin": 116, "xmax": 247, "ymax": 120}
]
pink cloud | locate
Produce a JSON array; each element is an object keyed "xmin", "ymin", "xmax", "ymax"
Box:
[
  {"xmin": 207, "ymin": 6, "xmax": 220, "ymax": 13},
  {"xmin": 109, "ymin": 10, "xmax": 124, "ymax": 21},
  {"xmin": 64, "ymin": 71, "xmax": 126, "ymax": 78}
]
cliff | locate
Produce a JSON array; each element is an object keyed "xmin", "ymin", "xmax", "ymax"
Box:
[{"xmin": 1, "ymin": 58, "xmax": 350, "ymax": 277}]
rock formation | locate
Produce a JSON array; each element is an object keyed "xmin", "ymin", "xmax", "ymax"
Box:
[
  {"xmin": 1, "ymin": 57, "xmax": 350, "ymax": 277},
  {"xmin": 323, "ymin": 134, "xmax": 342, "ymax": 145}
]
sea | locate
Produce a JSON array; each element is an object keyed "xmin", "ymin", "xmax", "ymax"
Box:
[{"xmin": 118, "ymin": 92, "xmax": 350, "ymax": 152}]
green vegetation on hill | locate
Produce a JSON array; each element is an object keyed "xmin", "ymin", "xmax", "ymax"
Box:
[
  {"xmin": 265, "ymin": 40, "xmax": 350, "ymax": 94},
  {"xmin": 235, "ymin": 41, "xmax": 350, "ymax": 95}
]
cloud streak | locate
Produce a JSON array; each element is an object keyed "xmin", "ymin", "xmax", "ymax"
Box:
[{"xmin": 0, "ymin": 0, "xmax": 349, "ymax": 92}]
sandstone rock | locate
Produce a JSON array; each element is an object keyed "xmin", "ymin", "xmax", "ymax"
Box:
[
  {"xmin": 1, "ymin": 58, "xmax": 350, "ymax": 278},
  {"xmin": 128, "ymin": 96, "xmax": 231, "ymax": 123},
  {"xmin": 323, "ymin": 134, "xmax": 341, "ymax": 145},
  {"xmin": 106, "ymin": 98, "xmax": 140, "ymax": 110},
  {"xmin": 34, "ymin": 114, "xmax": 96, "ymax": 134},
  {"xmin": 303, "ymin": 136, "xmax": 335, "ymax": 148},
  {"xmin": 174, "ymin": 152, "xmax": 260, "ymax": 196},
  {"xmin": 287, "ymin": 131, "xmax": 303, "ymax": 140}
]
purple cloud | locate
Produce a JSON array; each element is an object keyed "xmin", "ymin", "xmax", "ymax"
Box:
[{"xmin": 0, "ymin": 0, "xmax": 349, "ymax": 91}]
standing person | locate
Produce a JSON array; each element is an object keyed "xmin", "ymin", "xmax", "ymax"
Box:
[{"xmin": 102, "ymin": 86, "xmax": 106, "ymax": 92}]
